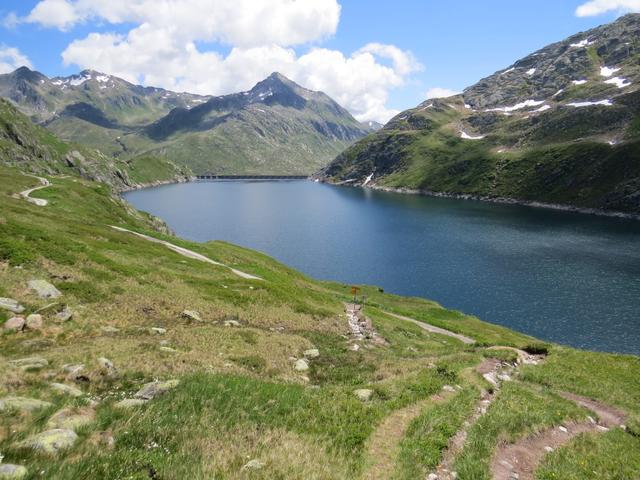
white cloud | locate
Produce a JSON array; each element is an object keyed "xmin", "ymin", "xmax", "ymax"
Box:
[
  {"xmin": 0, "ymin": 45, "xmax": 33, "ymax": 74},
  {"xmin": 25, "ymin": 0, "xmax": 342, "ymax": 47},
  {"xmin": 424, "ymin": 87, "xmax": 460, "ymax": 99},
  {"xmin": 575, "ymin": 0, "xmax": 640, "ymax": 16}
]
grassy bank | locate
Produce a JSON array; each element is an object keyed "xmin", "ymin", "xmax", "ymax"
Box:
[{"xmin": 1, "ymin": 166, "xmax": 638, "ymax": 479}]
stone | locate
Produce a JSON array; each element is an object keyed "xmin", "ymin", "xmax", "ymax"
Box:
[
  {"xmin": 50, "ymin": 382, "xmax": 84, "ymax": 397},
  {"xmin": 427, "ymin": 474, "xmax": 438, "ymax": 480},
  {"xmin": 0, "ymin": 396, "xmax": 52, "ymax": 412},
  {"xmin": 159, "ymin": 346, "xmax": 177, "ymax": 353},
  {"xmin": 159, "ymin": 340, "xmax": 170, "ymax": 346},
  {"xmin": 442, "ymin": 385, "xmax": 456, "ymax": 393},
  {"xmin": 558, "ymin": 426, "xmax": 568, "ymax": 433},
  {"xmin": 20, "ymin": 338, "xmax": 54, "ymax": 351},
  {"xmin": 25, "ymin": 314, "xmax": 43, "ymax": 330},
  {"xmin": 0, "ymin": 298, "xmax": 25, "ymax": 314},
  {"xmin": 55, "ymin": 308, "xmax": 73, "ymax": 322},
  {"xmin": 303, "ymin": 348, "xmax": 320, "ymax": 358},
  {"xmin": 150, "ymin": 327, "xmax": 166, "ymax": 335},
  {"xmin": 241, "ymin": 459, "xmax": 265, "ymax": 471},
  {"xmin": 353, "ymin": 389, "xmax": 373, "ymax": 401},
  {"xmin": 114, "ymin": 398, "xmax": 148, "ymax": 409},
  {"xmin": 0, "ymin": 464, "xmax": 28, "ymax": 479},
  {"xmin": 100, "ymin": 326, "xmax": 120, "ymax": 334},
  {"xmin": 97, "ymin": 357, "xmax": 118, "ymax": 378},
  {"xmin": 47, "ymin": 407, "xmax": 95, "ymax": 430},
  {"xmin": 181, "ymin": 310, "xmax": 202, "ymax": 322},
  {"xmin": 497, "ymin": 373, "xmax": 512, "ymax": 382},
  {"xmin": 4, "ymin": 317, "xmax": 25, "ymax": 331},
  {"xmin": 544, "ymin": 446, "xmax": 554, "ymax": 452},
  {"xmin": 134, "ymin": 379, "xmax": 180, "ymax": 400},
  {"xmin": 9, "ymin": 356, "xmax": 48, "ymax": 371},
  {"xmin": 223, "ymin": 320, "xmax": 241, "ymax": 327},
  {"xmin": 18, "ymin": 429, "xmax": 77, "ymax": 455},
  {"xmin": 27, "ymin": 280, "xmax": 62, "ymax": 299},
  {"xmin": 293, "ymin": 359, "xmax": 309, "ymax": 371},
  {"xmin": 61, "ymin": 363, "xmax": 85, "ymax": 381}
]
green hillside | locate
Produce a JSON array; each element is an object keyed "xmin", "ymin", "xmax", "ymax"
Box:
[
  {"xmin": 319, "ymin": 14, "xmax": 640, "ymax": 215},
  {"xmin": 0, "ymin": 88, "xmax": 638, "ymax": 480}
]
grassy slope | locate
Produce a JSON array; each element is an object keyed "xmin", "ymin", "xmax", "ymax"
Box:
[
  {"xmin": 0, "ymin": 166, "xmax": 639, "ymax": 479},
  {"xmin": 0, "ymin": 99, "xmax": 190, "ymax": 188}
]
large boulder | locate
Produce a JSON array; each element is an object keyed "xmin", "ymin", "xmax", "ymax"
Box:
[
  {"xmin": 0, "ymin": 464, "xmax": 28, "ymax": 479},
  {"xmin": 0, "ymin": 396, "xmax": 52, "ymax": 412},
  {"xmin": 25, "ymin": 314, "xmax": 43, "ymax": 330},
  {"xmin": 294, "ymin": 359, "xmax": 309, "ymax": 371},
  {"xmin": 18, "ymin": 429, "xmax": 77, "ymax": 455},
  {"xmin": 0, "ymin": 298, "xmax": 25, "ymax": 314},
  {"xmin": 47, "ymin": 407, "xmax": 95, "ymax": 430},
  {"xmin": 9, "ymin": 356, "xmax": 48, "ymax": 371},
  {"xmin": 27, "ymin": 280, "xmax": 62, "ymax": 299},
  {"xmin": 353, "ymin": 389, "xmax": 373, "ymax": 402},
  {"xmin": 134, "ymin": 380, "xmax": 179, "ymax": 400},
  {"xmin": 4, "ymin": 317, "xmax": 25, "ymax": 331},
  {"xmin": 50, "ymin": 383, "xmax": 84, "ymax": 397}
]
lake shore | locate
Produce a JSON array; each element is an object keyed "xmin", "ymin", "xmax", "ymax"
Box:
[{"xmin": 320, "ymin": 179, "xmax": 640, "ymax": 221}]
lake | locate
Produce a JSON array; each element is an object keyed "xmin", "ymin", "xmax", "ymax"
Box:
[{"xmin": 124, "ymin": 180, "xmax": 640, "ymax": 355}]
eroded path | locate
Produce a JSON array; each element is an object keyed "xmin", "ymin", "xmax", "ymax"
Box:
[
  {"xmin": 19, "ymin": 175, "xmax": 50, "ymax": 206},
  {"xmin": 363, "ymin": 389, "xmax": 454, "ymax": 480},
  {"xmin": 385, "ymin": 311, "xmax": 475, "ymax": 345},
  {"xmin": 110, "ymin": 226, "xmax": 262, "ymax": 280},
  {"xmin": 491, "ymin": 392, "xmax": 627, "ymax": 480}
]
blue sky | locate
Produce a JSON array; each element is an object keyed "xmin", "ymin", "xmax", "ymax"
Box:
[{"xmin": 0, "ymin": 0, "xmax": 633, "ymax": 121}]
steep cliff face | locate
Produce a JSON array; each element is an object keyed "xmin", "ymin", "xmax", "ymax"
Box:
[{"xmin": 319, "ymin": 14, "xmax": 640, "ymax": 214}]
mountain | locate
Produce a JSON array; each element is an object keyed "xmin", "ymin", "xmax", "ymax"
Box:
[
  {"xmin": 318, "ymin": 14, "xmax": 640, "ymax": 215},
  {"xmin": 0, "ymin": 69, "xmax": 369, "ymax": 175},
  {"xmin": 0, "ymin": 98, "xmax": 189, "ymax": 189}
]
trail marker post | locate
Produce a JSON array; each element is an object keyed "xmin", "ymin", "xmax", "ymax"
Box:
[{"xmin": 351, "ymin": 286, "xmax": 361, "ymax": 305}]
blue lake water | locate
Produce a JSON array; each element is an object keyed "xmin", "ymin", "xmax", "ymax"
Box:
[{"xmin": 124, "ymin": 180, "xmax": 640, "ymax": 355}]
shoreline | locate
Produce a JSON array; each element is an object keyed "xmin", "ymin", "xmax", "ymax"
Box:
[{"xmin": 321, "ymin": 179, "xmax": 640, "ymax": 221}]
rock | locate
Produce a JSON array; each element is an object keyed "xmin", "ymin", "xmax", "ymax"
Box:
[
  {"xmin": 114, "ymin": 398, "xmax": 148, "ymax": 409},
  {"xmin": 181, "ymin": 310, "xmax": 202, "ymax": 322},
  {"xmin": 134, "ymin": 379, "xmax": 179, "ymax": 400},
  {"xmin": 294, "ymin": 359, "xmax": 309, "ymax": 371},
  {"xmin": 27, "ymin": 280, "xmax": 61, "ymax": 299},
  {"xmin": 241, "ymin": 459, "xmax": 265, "ymax": 471},
  {"xmin": 159, "ymin": 340, "xmax": 170, "ymax": 346},
  {"xmin": 544, "ymin": 446, "xmax": 554, "ymax": 452},
  {"xmin": 150, "ymin": 327, "xmax": 166, "ymax": 335},
  {"xmin": 55, "ymin": 308, "xmax": 73, "ymax": 322},
  {"xmin": 223, "ymin": 320, "xmax": 241, "ymax": 327},
  {"xmin": 159, "ymin": 346, "xmax": 177, "ymax": 353},
  {"xmin": 50, "ymin": 382, "xmax": 84, "ymax": 397},
  {"xmin": 442, "ymin": 385, "xmax": 456, "ymax": 393},
  {"xmin": 558, "ymin": 426, "xmax": 568, "ymax": 433},
  {"xmin": 47, "ymin": 407, "xmax": 95, "ymax": 430},
  {"xmin": 353, "ymin": 389, "xmax": 373, "ymax": 401},
  {"xmin": 25, "ymin": 314, "xmax": 43, "ymax": 330},
  {"xmin": 61, "ymin": 363, "xmax": 85, "ymax": 381},
  {"xmin": 497, "ymin": 373, "xmax": 512, "ymax": 382},
  {"xmin": 9, "ymin": 356, "xmax": 48, "ymax": 371},
  {"xmin": 350, "ymin": 343, "xmax": 360, "ymax": 351},
  {"xmin": 100, "ymin": 326, "xmax": 120, "ymax": 334},
  {"xmin": 18, "ymin": 429, "xmax": 77, "ymax": 455},
  {"xmin": 0, "ymin": 396, "xmax": 52, "ymax": 412},
  {"xmin": 303, "ymin": 348, "xmax": 320, "ymax": 358},
  {"xmin": 19, "ymin": 338, "xmax": 54, "ymax": 351},
  {"xmin": 0, "ymin": 464, "xmax": 27, "ymax": 479},
  {"xmin": 97, "ymin": 357, "xmax": 118, "ymax": 378},
  {"xmin": 4, "ymin": 317, "xmax": 25, "ymax": 331},
  {"xmin": 427, "ymin": 474, "xmax": 438, "ymax": 480},
  {"xmin": 0, "ymin": 298, "xmax": 24, "ymax": 314}
]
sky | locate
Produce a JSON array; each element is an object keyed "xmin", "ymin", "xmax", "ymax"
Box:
[{"xmin": 0, "ymin": 0, "xmax": 638, "ymax": 122}]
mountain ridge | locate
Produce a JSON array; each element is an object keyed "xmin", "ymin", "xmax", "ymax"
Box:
[
  {"xmin": 318, "ymin": 13, "xmax": 640, "ymax": 215},
  {"xmin": 0, "ymin": 68, "xmax": 372, "ymax": 176}
]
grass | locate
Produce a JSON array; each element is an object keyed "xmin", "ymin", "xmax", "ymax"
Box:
[
  {"xmin": 393, "ymin": 387, "xmax": 479, "ymax": 479},
  {"xmin": 453, "ymin": 382, "xmax": 588, "ymax": 479},
  {"xmin": 0, "ymin": 163, "xmax": 639, "ymax": 478}
]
